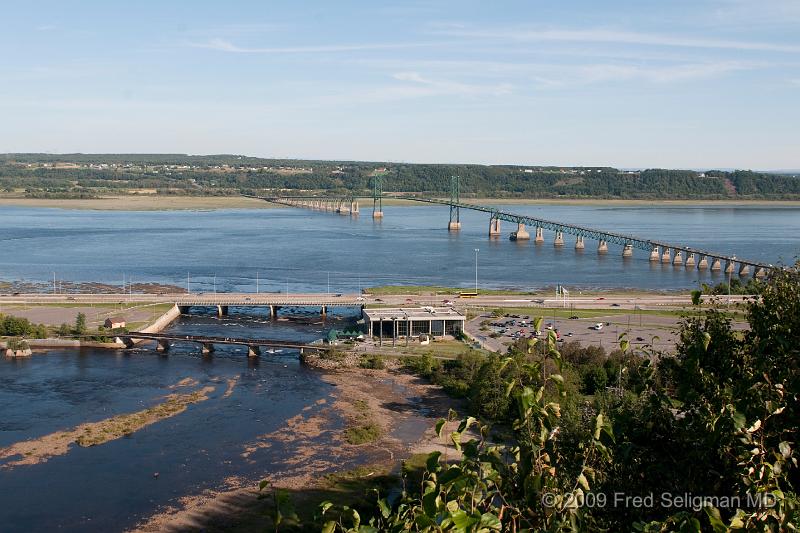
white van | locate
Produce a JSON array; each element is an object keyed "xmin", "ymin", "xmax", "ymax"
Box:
[{"xmin": 593, "ymin": 323, "xmax": 604, "ymax": 331}]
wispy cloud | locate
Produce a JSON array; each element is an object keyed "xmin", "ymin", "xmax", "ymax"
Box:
[
  {"xmin": 188, "ymin": 38, "xmax": 442, "ymax": 54},
  {"xmin": 349, "ymin": 58, "xmax": 763, "ymax": 89},
  {"xmin": 390, "ymin": 71, "xmax": 512, "ymax": 97},
  {"xmin": 432, "ymin": 27, "xmax": 800, "ymax": 54}
]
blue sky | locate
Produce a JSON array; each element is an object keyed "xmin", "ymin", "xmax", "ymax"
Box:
[{"xmin": 1, "ymin": 0, "xmax": 799, "ymax": 169}]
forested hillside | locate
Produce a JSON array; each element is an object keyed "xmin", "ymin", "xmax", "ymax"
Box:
[{"xmin": 1, "ymin": 154, "xmax": 798, "ymax": 200}]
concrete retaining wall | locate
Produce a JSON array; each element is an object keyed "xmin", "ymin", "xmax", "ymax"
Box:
[{"xmin": 141, "ymin": 304, "xmax": 182, "ymax": 333}]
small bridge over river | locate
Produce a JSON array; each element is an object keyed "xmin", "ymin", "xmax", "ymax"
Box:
[
  {"xmin": 249, "ymin": 176, "xmax": 776, "ymax": 278},
  {"xmin": 118, "ymin": 331, "xmax": 331, "ymax": 357}
]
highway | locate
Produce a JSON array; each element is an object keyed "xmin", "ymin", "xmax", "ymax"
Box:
[{"xmin": 0, "ymin": 291, "xmax": 754, "ymax": 311}]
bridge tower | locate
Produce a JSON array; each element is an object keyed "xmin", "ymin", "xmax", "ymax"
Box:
[
  {"xmin": 448, "ymin": 175, "xmax": 461, "ymax": 231},
  {"xmin": 488, "ymin": 212, "xmax": 501, "ymax": 237},
  {"xmin": 372, "ymin": 175, "xmax": 383, "ymax": 219}
]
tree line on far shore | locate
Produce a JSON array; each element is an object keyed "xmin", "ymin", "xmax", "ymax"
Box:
[{"xmin": 1, "ymin": 155, "xmax": 799, "ymax": 200}]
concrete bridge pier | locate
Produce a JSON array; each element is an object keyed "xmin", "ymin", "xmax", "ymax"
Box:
[
  {"xmin": 373, "ymin": 210, "xmax": 384, "ymax": 219},
  {"xmin": 510, "ymin": 223, "xmax": 530, "ymax": 241},
  {"xmin": 553, "ymin": 231, "xmax": 565, "ymax": 247},
  {"xmin": 448, "ymin": 221, "xmax": 462, "ymax": 231},
  {"xmin": 488, "ymin": 218, "xmax": 501, "ymax": 237},
  {"xmin": 121, "ymin": 337, "xmax": 136, "ymax": 348},
  {"xmin": 622, "ymin": 244, "xmax": 633, "ymax": 258},
  {"xmin": 351, "ymin": 200, "xmax": 359, "ymax": 215},
  {"xmin": 534, "ymin": 227, "xmax": 544, "ymax": 244},
  {"xmin": 685, "ymin": 253, "xmax": 696, "ymax": 268},
  {"xmin": 156, "ymin": 339, "xmax": 170, "ymax": 352},
  {"xmin": 697, "ymin": 256, "xmax": 709, "ymax": 270},
  {"xmin": 755, "ymin": 267, "xmax": 767, "ymax": 278},
  {"xmin": 650, "ymin": 246, "xmax": 660, "ymax": 262},
  {"xmin": 269, "ymin": 305, "xmax": 281, "ymax": 319},
  {"xmin": 673, "ymin": 251, "xmax": 684, "ymax": 266},
  {"xmin": 711, "ymin": 258, "xmax": 722, "ymax": 271},
  {"xmin": 661, "ymin": 248, "xmax": 672, "ymax": 264},
  {"xmin": 202, "ymin": 342, "xmax": 215, "ymax": 355},
  {"xmin": 597, "ymin": 240, "xmax": 608, "ymax": 254},
  {"xmin": 217, "ymin": 305, "xmax": 229, "ymax": 317},
  {"xmin": 321, "ymin": 305, "xmax": 327, "ymax": 317},
  {"xmin": 248, "ymin": 345, "xmax": 260, "ymax": 357},
  {"xmin": 575, "ymin": 236, "xmax": 585, "ymax": 250},
  {"xmin": 725, "ymin": 261, "xmax": 736, "ymax": 275},
  {"xmin": 739, "ymin": 263, "xmax": 751, "ymax": 276}
]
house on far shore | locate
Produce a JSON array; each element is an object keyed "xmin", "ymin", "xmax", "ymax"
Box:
[{"xmin": 104, "ymin": 316, "xmax": 126, "ymax": 329}]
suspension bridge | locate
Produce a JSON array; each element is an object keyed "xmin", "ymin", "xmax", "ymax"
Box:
[{"xmin": 248, "ymin": 175, "xmax": 776, "ymax": 278}]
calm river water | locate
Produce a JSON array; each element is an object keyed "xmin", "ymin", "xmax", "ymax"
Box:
[
  {"xmin": 0, "ymin": 203, "xmax": 798, "ymax": 292},
  {"xmin": 0, "ymin": 312, "xmax": 362, "ymax": 532}
]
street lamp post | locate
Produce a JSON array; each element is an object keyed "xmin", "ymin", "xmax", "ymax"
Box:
[
  {"xmin": 728, "ymin": 255, "xmax": 736, "ymax": 309},
  {"xmin": 474, "ymin": 248, "xmax": 479, "ymax": 294}
]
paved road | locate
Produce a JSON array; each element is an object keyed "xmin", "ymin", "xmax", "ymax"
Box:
[{"xmin": 0, "ymin": 292, "xmax": 753, "ymax": 310}]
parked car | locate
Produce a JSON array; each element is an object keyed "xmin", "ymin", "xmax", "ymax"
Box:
[{"xmin": 569, "ymin": 315, "xmax": 579, "ymax": 320}]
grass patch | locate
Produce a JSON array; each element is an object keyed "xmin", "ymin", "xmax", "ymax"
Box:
[
  {"xmin": 344, "ymin": 422, "xmax": 382, "ymax": 445},
  {"xmin": 366, "ymin": 285, "xmax": 534, "ymax": 296}
]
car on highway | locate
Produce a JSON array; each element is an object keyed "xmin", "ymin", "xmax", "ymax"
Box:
[
  {"xmin": 355, "ymin": 296, "xmax": 366, "ymax": 301},
  {"xmin": 611, "ymin": 303, "xmax": 621, "ymax": 307},
  {"xmin": 569, "ymin": 315, "xmax": 579, "ymax": 320},
  {"xmin": 592, "ymin": 323, "xmax": 604, "ymax": 331}
]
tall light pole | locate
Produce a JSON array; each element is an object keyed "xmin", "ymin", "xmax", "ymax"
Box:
[
  {"xmin": 728, "ymin": 255, "xmax": 736, "ymax": 309},
  {"xmin": 474, "ymin": 248, "xmax": 479, "ymax": 294}
]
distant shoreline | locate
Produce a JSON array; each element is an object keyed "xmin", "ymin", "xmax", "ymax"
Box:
[{"xmin": 0, "ymin": 195, "xmax": 798, "ymax": 211}]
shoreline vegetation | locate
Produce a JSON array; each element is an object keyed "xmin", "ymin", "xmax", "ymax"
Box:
[
  {"xmin": 2, "ymin": 154, "xmax": 799, "ymax": 203},
  {"xmin": 0, "ymin": 194, "xmax": 799, "ymax": 211}
]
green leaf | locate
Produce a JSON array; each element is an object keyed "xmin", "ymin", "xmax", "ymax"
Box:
[
  {"xmin": 321, "ymin": 520, "xmax": 336, "ymax": 533},
  {"xmin": 450, "ymin": 509, "xmax": 478, "ymax": 530},
  {"xmin": 422, "ymin": 490, "xmax": 439, "ymax": 516},
  {"xmin": 457, "ymin": 416, "xmax": 477, "ymax": 433},
  {"xmin": 505, "ymin": 380, "xmax": 516, "ymax": 398},
  {"xmin": 779, "ymin": 441, "xmax": 791, "ymax": 459},
  {"xmin": 732, "ymin": 411, "xmax": 746, "ymax": 429},
  {"xmin": 702, "ymin": 332, "xmax": 712, "ymax": 351},
  {"xmin": 426, "ymin": 451, "xmax": 442, "ymax": 472},
  {"xmin": 479, "ymin": 512, "xmax": 502, "ymax": 530},
  {"xmin": 377, "ymin": 498, "xmax": 391, "ymax": 519},
  {"xmin": 577, "ymin": 473, "xmax": 590, "ymax": 491},
  {"xmin": 435, "ymin": 418, "xmax": 446, "ymax": 438},
  {"xmin": 319, "ymin": 501, "xmax": 334, "ymax": 515},
  {"xmin": 258, "ymin": 479, "xmax": 269, "ymax": 491},
  {"xmin": 451, "ymin": 431, "xmax": 462, "ymax": 451},
  {"xmin": 594, "ymin": 413, "xmax": 605, "ymax": 440}
]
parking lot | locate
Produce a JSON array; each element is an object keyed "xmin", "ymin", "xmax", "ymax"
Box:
[{"xmin": 468, "ymin": 311, "xmax": 689, "ymax": 354}]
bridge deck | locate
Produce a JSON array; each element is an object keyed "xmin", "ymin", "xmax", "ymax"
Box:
[{"xmin": 120, "ymin": 331, "xmax": 331, "ymax": 350}]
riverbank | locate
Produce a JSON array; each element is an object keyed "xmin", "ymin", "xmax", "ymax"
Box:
[
  {"xmin": 0, "ymin": 194, "xmax": 798, "ymax": 211},
  {"xmin": 130, "ymin": 362, "xmax": 461, "ymax": 531}
]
